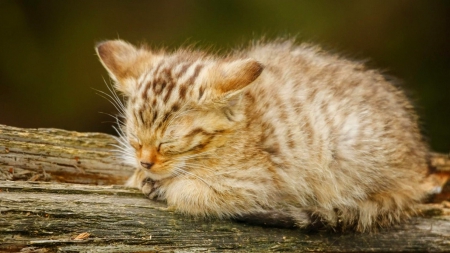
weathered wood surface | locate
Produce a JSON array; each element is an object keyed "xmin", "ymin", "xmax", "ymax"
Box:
[
  {"xmin": 1, "ymin": 124, "xmax": 450, "ymax": 252},
  {"xmin": 0, "ymin": 124, "xmax": 134, "ymax": 185},
  {"xmin": 1, "ymin": 181, "xmax": 450, "ymax": 253},
  {"xmin": 1, "ymin": 124, "xmax": 448, "ymax": 188}
]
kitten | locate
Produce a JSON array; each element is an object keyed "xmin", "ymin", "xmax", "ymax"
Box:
[{"xmin": 96, "ymin": 39, "xmax": 430, "ymax": 232}]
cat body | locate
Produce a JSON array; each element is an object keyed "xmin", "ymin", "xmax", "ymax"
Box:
[{"xmin": 96, "ymin": 39, "xmax": 429, "ymax": 232}]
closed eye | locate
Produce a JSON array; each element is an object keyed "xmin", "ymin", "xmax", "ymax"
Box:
[
  {"xmin": 159, "ymin": 129, "xmax": 217, "ymax": 155},
  {"xmin": 157, "ymin": 141, "xmax": 175, "ymax": 152},
  {"xmin": 129, "ymin": 137, "xmax": 142, "ymax": 150},
  {"xmin": 183, "ymin": 143, "xmax": 207, "ymax": 153}
]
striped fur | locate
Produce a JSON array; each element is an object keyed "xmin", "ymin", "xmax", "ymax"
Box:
[{"xmin": 96, "ymin": 39, "xmax": 430, "ymax": 232}]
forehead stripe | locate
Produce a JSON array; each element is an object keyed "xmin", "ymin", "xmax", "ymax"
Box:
[
  {"xmin": 139, "ymin": 60, "xmax": 164, "ymax": 99},
  {"xmin": 190, "ymin": 63, "xmax": 204, "ymax": 83},
  {"xmin": 178, "ymin": 63, "xmax": 204, "ymax": 99},
  {"xmin": 142, "ymin": 80, "xmax": 152, "ymax": 100},
  {"xmin": 174, "ymin": 62, "xmax": 191, "ymax": 78},
  {"xmin": 163, "ymin": 81, "xmax": 175, "ymax": 103}
]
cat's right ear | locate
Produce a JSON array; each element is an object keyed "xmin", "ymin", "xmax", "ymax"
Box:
[
  {"xmin": 96, "ymin": 40, "xmax": 150, "ymax": 95},
  {"xmin": 208, "ymin": 58, "xmax": 264, "ymax": 98}
]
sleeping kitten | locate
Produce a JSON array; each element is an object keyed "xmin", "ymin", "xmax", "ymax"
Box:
[{"xmin": 96, "ymin": 39, "xmax": 430, "ymax": 232}]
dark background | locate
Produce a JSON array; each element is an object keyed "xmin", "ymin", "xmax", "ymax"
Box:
[{"xmin": 1, "ymin": 0, "xmax": 449, "ymax": 152}]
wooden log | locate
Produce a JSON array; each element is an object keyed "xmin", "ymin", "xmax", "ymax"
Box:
[
  {"xmin": 1, "ymin": 124, "xmax": 450, "ymax": 252},
  {"xmin": 1, "ymin": 180, "xmax": 450, "ymax": 252},
  {"xmin": 1, "ymin": 124, "xmax": 448, "ymax": 187},
  {"xmin": 0, "ymin": 124, "xmax": 134, "ymax": 185}
]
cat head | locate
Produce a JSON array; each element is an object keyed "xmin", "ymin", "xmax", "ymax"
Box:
[{"xmin": 96, "ymin": 40, "xmax": 263, "ymax": 180}]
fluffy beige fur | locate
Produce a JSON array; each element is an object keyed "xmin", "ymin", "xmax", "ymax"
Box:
[{"xmin": 96, "ymin": 39, "xmax": 430, "ymax": 232}]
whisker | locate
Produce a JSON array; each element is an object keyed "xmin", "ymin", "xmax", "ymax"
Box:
[
  {"xmin": 93, "ymin": 79, "xmax": 133, "ymax": 121},
  {"xmin": 94, "ymin": 89, "xmax": 125, "ymax": 115},
  {"xmin": 180, "ymin": 163, "xmax": 242, "ymax": 177},
  {"xmin": 98, "ymin": 111, "xmax": 121, "ymax": 121},
  {"xmin": 174, "ymin": 167, "xmax": 212, "ymax": 187},
  {"xmin": 110, "ymin": 144, "xmax": 132, "ymax": 154},
  {"xmin": 111, "ymin": 135, "xmax": 129, "ymax": 148},
  {"xmin": 105, "ymin": 80, "xmax": 127, "ymax": 110}
]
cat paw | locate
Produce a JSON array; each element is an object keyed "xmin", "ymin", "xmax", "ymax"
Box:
[{"xmin": 141, "ymin": 177, "xmax": 160, "ymax": 199}]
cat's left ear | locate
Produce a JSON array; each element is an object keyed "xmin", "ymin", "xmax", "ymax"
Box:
[
  {"xmin": 96, "ymin": 40, "xmax": 151, "ymax": 95},
  {"xmin": 209, "ymin": 58, "xmax": 264, "ymax": 98}
]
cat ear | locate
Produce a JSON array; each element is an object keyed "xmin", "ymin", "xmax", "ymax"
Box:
[
  {"xmin": 96, "ymin": 40, "xmax": 150, "ymax": 94},
  {"xmin": 210, "ymin": 58, "xmax": 264, "ymax": 96}
]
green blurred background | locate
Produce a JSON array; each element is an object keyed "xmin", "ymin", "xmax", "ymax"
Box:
[{"xmin": 1, "ymin": 0, "xmax": 449, "ymax": 152}]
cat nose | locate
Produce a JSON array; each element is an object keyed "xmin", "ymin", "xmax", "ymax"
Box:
[{"xmin": 140, "ymin": 161, "xmax": 154, "ymax": 169}]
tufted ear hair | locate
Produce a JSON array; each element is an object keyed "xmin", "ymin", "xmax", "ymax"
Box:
[
  {"xmin": 209, "ymin": 58, "xmax": 264, "ymax": 97},
  {"xmin": 200, "ymin": 59, "xmax": 263, "ymax": 121},
  {"xmin": 96, "ymin": 40, "xmax": 151, "ymax": 95}
]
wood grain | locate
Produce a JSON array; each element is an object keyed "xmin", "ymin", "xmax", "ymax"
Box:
[
  {"xmin": 0, "ymin": 124, "xmax": 134, "ymax": 185},
  {"xmin": 1, "ymin": 181, "xmax": 450, "ymax": 252},
  {"xmin": 1, "ymin": 124, "xmax": 449, "ymax": 252}
]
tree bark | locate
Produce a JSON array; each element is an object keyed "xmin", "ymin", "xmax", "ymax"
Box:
[
  {"xmin": 0, "ymin": 124, "xmax": 134, "ymax": 185},
  {"xmin": 1, "ymin": 124, "xmax": 449, "ymax": 252}
]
